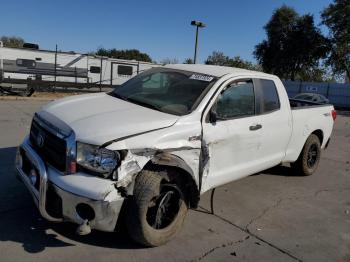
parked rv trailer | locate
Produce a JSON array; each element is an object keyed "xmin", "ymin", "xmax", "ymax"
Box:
[{"xmin": 0, "ymin": 45, "xmax": 158, "ymax": 91}]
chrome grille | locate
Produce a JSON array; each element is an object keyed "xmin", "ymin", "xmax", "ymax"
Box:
[{"xmin": 30, "ymin": 118, "xmax": 67, "ymax": 172}]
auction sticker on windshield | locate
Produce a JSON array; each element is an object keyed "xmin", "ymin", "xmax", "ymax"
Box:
[{"xmin": 189, "ymin": 74, "xmax": 214, "ymax": 82}]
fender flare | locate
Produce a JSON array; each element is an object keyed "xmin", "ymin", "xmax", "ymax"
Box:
[{"xmin": 150, "ymin": 152, "xmax": 197, "ymax": 183}]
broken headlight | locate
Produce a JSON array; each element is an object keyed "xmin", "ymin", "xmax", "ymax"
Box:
[{"xmin": 77, "ymin": 142, "xmax": 120, "ymax": 177}]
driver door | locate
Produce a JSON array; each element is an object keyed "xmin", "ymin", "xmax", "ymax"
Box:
[{"xmin": 201, "ymin": 79, "xmax": 263, "ymax": 191}]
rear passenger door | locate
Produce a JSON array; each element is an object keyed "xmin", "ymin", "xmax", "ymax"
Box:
[{"xmin": 253, "ymin": 78, "xmax": 292, "ymax": 170}]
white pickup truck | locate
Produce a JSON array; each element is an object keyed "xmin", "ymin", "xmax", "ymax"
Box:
[{"xmin": 16, "ymin": 64, "xmax": 336, "ymax": 246}]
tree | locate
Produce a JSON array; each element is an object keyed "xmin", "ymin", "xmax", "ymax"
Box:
[
  {"xmin": 297, "ymin": 67, "xmax": 327, "ymax": 82},
  {"xmin": 321, "ymin": 0, "xmax": 350, "ymax": 82},
  {"xmin": 0, "ymin": 36, "xmax": 25, "ymax": 48},
  {"xmin": 183, "ymin": 58, "xmax": 194, "ymax": 64},
  {"xmin": 254, "ymin": 6, "xmax": 329, "ymax": 81},
  {"xmin": 227, "ymin": 56, "xmax": 261, "ymax": 71},
  {"xmin": 205, "ymin": 51, "xmax": 230, "ymax": 66},
  {"xmin": 205, "ymin": 51, "xmax": 260, "ymax": 70},
  {"xmin": 95, "ymin": 48, "xmax": 152, "ymax": 62}
]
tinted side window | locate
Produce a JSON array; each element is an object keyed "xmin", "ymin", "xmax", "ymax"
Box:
[
  {"xmin": 118, "ymin": 65, "xmax": 133, "ymax": 76},
  {"xmin": 216, "ymin": 80, "xmax": 255, "ymax": 119},
  {"xmin": 90, "ymin": 66, "xmax": 101, "ymax": 74},
  {"xmin": 16, "ymin": 59, "xmax": 36, "ymax": 68},
  {"xmin": 259, "ymin": 79, "xmax": 280, "ymax": 113}
]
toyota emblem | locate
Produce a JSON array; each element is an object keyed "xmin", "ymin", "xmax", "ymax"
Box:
[{"xmin": 36, "ymin": 133, "xmax": 45, "ymax": 148}]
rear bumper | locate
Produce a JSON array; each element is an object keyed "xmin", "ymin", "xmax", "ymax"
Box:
[{"xmin": 15, "ymin": 137, "xmax": 124, "ymax": 232}]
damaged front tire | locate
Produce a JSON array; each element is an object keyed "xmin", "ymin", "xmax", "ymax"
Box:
[{"xmin": 126, "ymin": 169, "xmax": 188, "ymax": 247}]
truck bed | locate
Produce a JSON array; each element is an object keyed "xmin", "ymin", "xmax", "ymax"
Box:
[
  {"xmin": 283, "ymin": 99, "xmax": 334, "ymax": 163},
  {"xmin": 289, "ymin": 98, "xmax": 331, "ymax": 110}
]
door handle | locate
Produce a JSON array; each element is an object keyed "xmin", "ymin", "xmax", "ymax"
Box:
[{"xmin": 249, "ymin": 124, "xmax": 262, "ymax": 131}]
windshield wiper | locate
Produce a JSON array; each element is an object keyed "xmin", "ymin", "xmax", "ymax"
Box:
[
  {"xmin": 126, "ymin": 97, "xmax": 162, "ymax": 112},
  {"xmin": 110, "ymin": 92, "xmax": 128, "ymax": 101},
  {"xmin": 110, "ymin": 92, "xmax": 163, "ymax": 112}
]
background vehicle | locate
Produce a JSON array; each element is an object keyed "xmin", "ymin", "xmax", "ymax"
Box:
[
  {"xmin": 293, "ymin": 92, "xmax": 329, "ymax": 104},
  {"xmin": 15, "ymin": 64, "xmax": 335, "ymax": 246},
  {"xmin": 0, "ymin": 44, "xmax": 158, "ymax": 93}
]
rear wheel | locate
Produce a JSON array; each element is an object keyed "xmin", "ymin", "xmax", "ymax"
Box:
[
  {"xmin": 126, "ymin": 170, "xmax": 188, "ymax": 247},
  {"xmin": 291, "ymin": 134, "xmax": 321, "ymax": 176}
]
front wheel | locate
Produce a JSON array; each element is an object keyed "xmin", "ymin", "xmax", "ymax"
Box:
[
  {"xmin": 291, "ymin": 134, "xmax": 321, "ymax": 176},
  {"xmin": 126, "ymin": 170, "xmax": 188, "ymax": 247}
]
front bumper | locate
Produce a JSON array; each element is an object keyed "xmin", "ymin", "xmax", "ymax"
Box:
[{"xmin": 15, "ymin": 137, "xmax": 124, "ymax": 232}]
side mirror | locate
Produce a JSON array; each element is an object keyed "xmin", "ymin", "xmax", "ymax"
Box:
[{"xmin": 209, "ymin": 109, "xmax": 217, "ymax": 123}]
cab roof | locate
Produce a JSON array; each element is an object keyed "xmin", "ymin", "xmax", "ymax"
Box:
[{"xmin": 164, "ymin": 64, "xmax": 273, "ymax": 78}]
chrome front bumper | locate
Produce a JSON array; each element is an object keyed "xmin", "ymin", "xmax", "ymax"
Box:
[
  {"xmin": 15, "ymin": 137, "xmax": 63, "ymax": 222},
  {"xmin": 16, "ymin": 137, "xmax": 124, "ymax": 232}
]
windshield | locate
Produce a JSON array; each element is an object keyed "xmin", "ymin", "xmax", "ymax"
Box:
[{"xmin": 110, "ymin": 68, "xmax": 217, "ymax": 115}]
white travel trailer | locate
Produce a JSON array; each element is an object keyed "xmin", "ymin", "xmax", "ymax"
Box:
[{"xmin": 0, "ymin": 43, "xmax": 158, "ymax": 91}]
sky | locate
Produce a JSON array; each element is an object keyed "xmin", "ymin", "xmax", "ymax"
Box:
[{"xmin": 1, "ymin": 0, "xmax": 333, "ymax": 63}]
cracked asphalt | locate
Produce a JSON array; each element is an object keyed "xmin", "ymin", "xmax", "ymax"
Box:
[{"xmin": 0, "ymin": 99, "xmax": 349, "ymax": 262}]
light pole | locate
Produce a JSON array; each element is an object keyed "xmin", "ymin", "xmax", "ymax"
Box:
[
  {"xmin": 191, "ymin": 20, "xmax": 206, "ymax": 64},
  {"xmin": 0, "ymin": 41, "xmax": 3, "ymax": 81}
]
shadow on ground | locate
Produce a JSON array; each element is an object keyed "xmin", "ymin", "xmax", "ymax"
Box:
[
  {"xmin": 261, "ymin": 165, "xmax": 297, "ymax": 177},
  {"xmin": 249, "ymin": 164, "xmax": 299, "ymax": 177},
  {"xmin": 0, "ymin": 147, "xmax": 17, "ymax": 166}
]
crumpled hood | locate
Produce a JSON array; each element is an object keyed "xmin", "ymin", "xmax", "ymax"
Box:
[{"xmin": 41, "ymin": 93, "xmax": 179, "ymax": 145}]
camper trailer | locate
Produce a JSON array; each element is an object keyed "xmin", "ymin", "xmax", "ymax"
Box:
[{"xmin": 0, "ymin": 43, "xmax": 158, "ymax": 93}]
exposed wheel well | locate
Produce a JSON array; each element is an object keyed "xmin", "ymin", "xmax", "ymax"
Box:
[
  {"xmin": 142, "ymin": 162, "xmax": 200, "ymax": 209},
  {"xmin": 311, "ymin": 129, "xmax": 324, "ymax": 145}
]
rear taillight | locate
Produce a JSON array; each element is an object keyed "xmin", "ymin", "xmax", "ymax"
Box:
[{"xmin": 331, "ymin": 110, "xmax": 337, "ymax": 121}]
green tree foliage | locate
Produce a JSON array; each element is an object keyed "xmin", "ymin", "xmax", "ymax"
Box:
[
  {"xmin": 254, "ymin": 6, "xmax": 329, "ymax": 81},
  {"xmin": 205, "ymin": 51, "xmax": 230, "ymax": 66},
  {"xmin": 205, "ymin": 51, "xmax": 260, "ymax": 70},
  {"xmin": 0, "ymin": 36, "xmax": 25, "ymax": 48},
  {"xmin": 228, "ymin": 56, "xmax": 261, "ymax": 71},
  {"xmin": 297, "ymin": 67, "xmax": 327, "ymax": 82},
  {"xmin": 321, "ymin": 0, "xmax": 350, "ymax": 81},
  {"xmin": 183, "ymin": 58, "xmax": 194, "ymax": 64},
  {"xmin": 95, "ymin": 48, "xmax": 152, "ymax": 62}
]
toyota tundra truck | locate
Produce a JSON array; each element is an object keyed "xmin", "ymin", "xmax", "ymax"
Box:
[{"xmin": 15, "ymin": 64, "xmax": 336, "ymax": 246}]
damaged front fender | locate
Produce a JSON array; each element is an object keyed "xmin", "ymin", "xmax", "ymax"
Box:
[{"xmin": 113, "ymin": 146, "xmax": 202, "ymax": 196}]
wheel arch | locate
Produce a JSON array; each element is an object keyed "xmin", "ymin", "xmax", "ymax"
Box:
[
  {"xmin": 297, "ymin": 129, "xmax": 324, "ymax": 159},
  {"xmin": 311, "ymin": 129, "xmax": 324, "ymax": 146},
  {"xmin": 290, "ymin": 130, "xmax": 322, "ymax": 176},
  {"xmin": 142, "ymin": 153, "xmax": 200, "ymax": 208},
  {"xmin": 284, "ymin": 129, "xmax": 324, "ymax": 163}
]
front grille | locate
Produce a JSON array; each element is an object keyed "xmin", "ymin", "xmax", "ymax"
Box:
[{"xmin": 29, "ymin": 119, "xmax": 67, "ymax": 172}]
